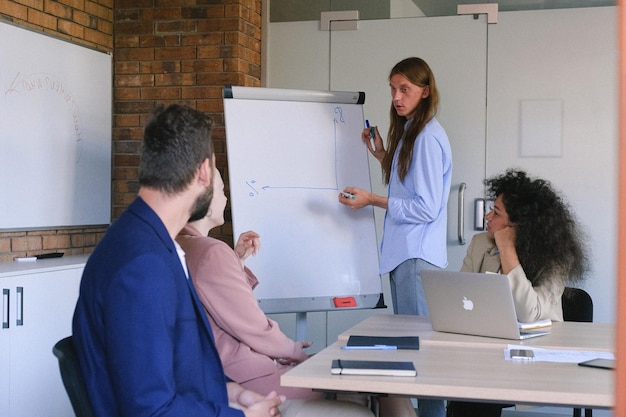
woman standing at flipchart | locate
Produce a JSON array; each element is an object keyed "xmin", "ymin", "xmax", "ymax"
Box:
[{"xmin": 339, "ymin": 56, "xmax": 452, "ymax": 417}]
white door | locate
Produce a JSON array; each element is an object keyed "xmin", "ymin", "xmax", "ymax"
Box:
[
  {"xmin": 327, "ymin": 15, "xmax": 489, "ymax": 274},
  {"xmin": 265, "ymin": 14, "xmax": 488, "ymax": 342},
  {"xmin": 326, "ymin": 15, "xmax": 489, "ymax": 337}
]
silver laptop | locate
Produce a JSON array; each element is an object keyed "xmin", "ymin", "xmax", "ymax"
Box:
[{"xmin": 421, "ymin": 270, "xmax": 550, "ymax": 340}]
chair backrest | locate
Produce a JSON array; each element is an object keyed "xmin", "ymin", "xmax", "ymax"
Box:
[
  {"xmin": 52, "ymin": 336, "xmax": 96, "ymax": 417},
  {"xmin": 562, "ymin": 287, "xmax": 593, "ymax": 323}
]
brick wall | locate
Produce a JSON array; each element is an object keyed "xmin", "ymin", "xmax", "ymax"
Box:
[
  {"xmin": 0, "ymin": 0, "xmax": 261, "ymax": 262},
  {"xmin": 0, "ymin": 0, "xmax": 114, "ymax": 263},
  {"xmin": 113, "ymin": 0, "xmax": 262, "ymax": 245}
]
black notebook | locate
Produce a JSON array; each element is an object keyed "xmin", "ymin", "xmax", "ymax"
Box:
[
  {"xmin": 344, "ymin": 335, "xmax": 420, "ymax": 350},
  {"xmin": 331, "ymin": 359, "xmax": 417, "ymax": 377}
]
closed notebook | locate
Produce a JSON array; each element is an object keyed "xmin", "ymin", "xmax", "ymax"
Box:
[
  {"xmin": 346, "ymin": 335, "xmax": 420, "ymax": 350},
  {"xmin": 331, "ymin": 359, "xmax": 417, "ymax": 377}
]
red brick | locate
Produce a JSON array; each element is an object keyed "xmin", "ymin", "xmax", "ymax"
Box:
[
  {"xmin": 58, "ymin": 0, "xmax": 88, "ymax": 9},
  {"xmin": 58, "ymin": 19, "xmax": 85, "ymax": 37},
  {"xmin": 156, "ymin": 73, "xmax": 196, "ymax": 86},
  {"xmin": 115, "ymin": 8, "xmax": 139, "ymax": 21},
  {"xmin": 182, "ymin": 32, "xmax": 223, "ymax": 46},
  {"xmin": 12, "ymin": 236, "xmax": 42, "ymax": 252},
  {"xmin": 206, "ymin": 4, "xmax": 225, "ymax": 18},
  {"xmin": 113, "ymin": 167, "xmax": 139, "ymax": 181},
  {"xmin": 0, "ymin": 1, "xmax": 29, "ymax": 20},
  {"xmin": 181, "ymin": 85, "xmax": 220, "ymax": 99},
  {"xmin": 155, "ymin": 20, "xmax": 196, "ymax": 33},
  {"xmin": 116, "ymin": 0, "xmax": 152, "ymax": 8},
  {"xmin": 44, "ymin": 0, "xmax": 72, "ymax": 19},
  {"xmin": 114, "ymin": 101, "xmax": 155, "ymax": 115},
  {"xmin": 42, "ymin": 234, "xmax": 71, "ymax": 250},
  {"xmin": 149, "ymin": 7, "xmax": 182, "ymax": 20},
  {"xmin": 115, "ymin": 34, "xmax": 140, "ymax": 48},
  {"xmin": 181, "ymin": 6, "xmax": 209, "ymax": 19},
  {"xmin": 115, "ymin": 87, "xmax": 139, "ymax": 100},
  {"xmin": 196, "ymin": 45, "xmax": 223, "ymax": 59},
  {"xmin": 139, "ymin": 34, "xmax": 181, "ymax": 47},
  {"xmin": 19, "ymin": 0, "xmax": 44, "ymax": 11},
  {"xmin": 115, "ymin": 46, "xmax": 155, "ymax": 61},
  {"xmin": 116, "ymin": 20, "xmax": 153, "ymax": 35},
  {"xmin": 116, "ymin": 74, "xmax": 155, "ymax": 87},
  {"xmin": 116, "ymin": 61, "xmax": 141, "ymax": 74},
  {"xmin": 114, "ymin": 154, "xmax": 141, "ymax": 166},
  {"xmin": 194, "ymin": 98, "xmax": 223, "ymax": 113},
  {"xmin": 85, "ymin": 0, "xmax": 112, "ymax": 21},
  {"xmin": 113, "ymin": 125, "xmax": 145, "ymax": 140},
  {"xmin": 155, "ymin": 45, "xmax": 197, "ymax": 60},
  {"xmin": 0, "ymin": 238, "xmax": 11, "ymax": 253},
  {"xmin": 181, "ymin": 59, "xmax": 223, "ymax": 73},
  {"xmin": 98, "ymin": 18, "xmax": 113, "ymax": 33},
  {"xmin": 114, "ymin": 139, "xmax": 142, "ymax": 154},
  {"xmin": 141, "ymin": 60, "xmax": 181, "ymax": 74},
  {"xmin": 84, "ymin": 26, "xmax": 111, "ymax": 46},
  {"xmin": 140, "ymin": 86, "xmax": 181, "ymax": 100},
  {"xmin": 114, "ymin": 114, "xmax": 141, "ymax": 127},
  {"xmin": 28, "ymin": 8, "xmax": 57, "ymax": 30}
]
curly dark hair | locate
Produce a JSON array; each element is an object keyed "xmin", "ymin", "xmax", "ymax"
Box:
[{"xmin": 485, "ymin": 169, "xmax": 589, "ymax": 287}]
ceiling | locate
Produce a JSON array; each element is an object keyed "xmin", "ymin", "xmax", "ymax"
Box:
[
  {"xmin": 269, "ymin": 0, "xmax": 616, "ymax": 22},
  {"xmin": 413, "ymin": 0, "xmax": 615, "ymax": 16}
]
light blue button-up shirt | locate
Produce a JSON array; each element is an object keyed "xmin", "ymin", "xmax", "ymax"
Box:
[{"xmin": 379, "ymin": 117, "xmax": 452, "ymax": 274}]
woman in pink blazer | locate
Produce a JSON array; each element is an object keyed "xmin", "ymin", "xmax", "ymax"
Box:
[
  {"xmin": 177, "ymin": 167, "xmax": 416, "ymax": 417},
  {"xmin": 176, "ymin": 178, "xmax": 317, "ymax": 400}
]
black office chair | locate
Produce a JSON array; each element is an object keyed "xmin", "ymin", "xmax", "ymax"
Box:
[
  {"xmin": 562, "ymin": 287, "xmax": 593, "ymax": 417},
  {"xmin": 52, "ymin": 336, "xmax": 96, "ymax": 417}
]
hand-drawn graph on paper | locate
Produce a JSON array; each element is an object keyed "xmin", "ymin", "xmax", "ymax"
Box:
[
  {"xmin": 223, "ymin": 88, "xmax": 381, "ymax": 312},
  {"xmin": 241, "ymin": 105, "xmax": 349, "ymax": 197}
]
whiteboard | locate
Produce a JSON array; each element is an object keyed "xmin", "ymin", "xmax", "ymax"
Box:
[
  {"xmin": 224, "ymin": 86, "xmax": 382, "ymax": 313},
  {"xmin": 0, "ymin": 21, "xmax": 112, "ymax": 230}
]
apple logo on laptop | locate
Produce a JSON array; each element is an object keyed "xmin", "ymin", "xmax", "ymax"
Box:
[{"xmin": 462, "ymin": 297, "xmax": 474, "ymax": 311}]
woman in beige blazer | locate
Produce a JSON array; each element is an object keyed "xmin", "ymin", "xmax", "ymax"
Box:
[{"xmin": 447, "ymin": 169, "xmax": 589, "ymax": 417}]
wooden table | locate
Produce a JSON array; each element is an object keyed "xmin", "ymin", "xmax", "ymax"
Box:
[
  {"xmin": 282, "ymin": 314, "xmax": 614, "ymax": 409},
  {"xmin": 338, "ymin": 314, "xmax": 614, "ymax": 351}
]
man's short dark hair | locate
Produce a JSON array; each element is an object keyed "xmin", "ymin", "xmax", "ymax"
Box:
[{"xmin": 139, "ymin": 104, "xmax": 213, "ymax": 194}]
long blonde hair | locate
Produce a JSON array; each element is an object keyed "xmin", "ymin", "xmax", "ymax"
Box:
[{"xmin": 382, "ymin": 57, "xmax": 439, "ymax": 184}]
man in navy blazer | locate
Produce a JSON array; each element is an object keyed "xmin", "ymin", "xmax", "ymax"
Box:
[{"xmin": 72, "ymin": 104, "xmax": 284, "ymax": 417}]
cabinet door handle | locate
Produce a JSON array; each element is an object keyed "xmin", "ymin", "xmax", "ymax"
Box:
[
  {"xmin": 2, "ymin": 288, "xmax": 9, "ymax": 329},
  {"xmin": 16, "ymin": 286, "xmax": 24, "ymax": 326}
]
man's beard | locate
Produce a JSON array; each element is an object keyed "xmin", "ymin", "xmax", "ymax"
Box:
[{"xmin": 188, "ymin": 184, "xmax": 214, "ymax": 222}]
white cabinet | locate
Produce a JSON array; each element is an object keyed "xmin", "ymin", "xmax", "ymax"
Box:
[{"xmin": 0, "ymin": 255, "xmax": 88, "ymax": 417}]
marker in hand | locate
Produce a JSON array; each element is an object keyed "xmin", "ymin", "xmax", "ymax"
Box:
[
  {"xmin": 341, "ymin": 191, "xmax": 355, "ymax": 200},
  {"xmin": 365, "ymin": 119, "xmax": 376, "ymax": 151}
]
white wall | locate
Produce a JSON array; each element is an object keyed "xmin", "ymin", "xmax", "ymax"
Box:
[{"xmin": 262, "ymin": 6, "xmax": 618, "ymax": 348}]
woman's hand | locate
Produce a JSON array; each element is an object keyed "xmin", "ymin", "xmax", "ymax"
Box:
[
  {"xmin": 338, "ymin": 187, "xmax": 388, "ymax": 210},
  {"xmin": 228, "ymin": 383, "xmax": 285, "ymax": 417},
  {"xmin": 494, "ymin": 226, "xmax": 520, "ymax": 275},
  {"xmin": 338, "ymin": 187, "xmax": 371, "ymax": 210},
  {"xmin": 235, "ymin": 230, "xmax": 261, "ymax": 261},
  {"xmin": 361, "ymin": 126, "xmax": 385, "ymax": 162}
]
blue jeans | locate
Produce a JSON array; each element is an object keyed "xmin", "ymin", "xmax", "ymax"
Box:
[
  {"xmin": 389, "ymin": 258, "xmax": 439, "ymax": 316},
  {"xmin": 390, "ymin": 258, "xmax": 445, "ymax": 417}
]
